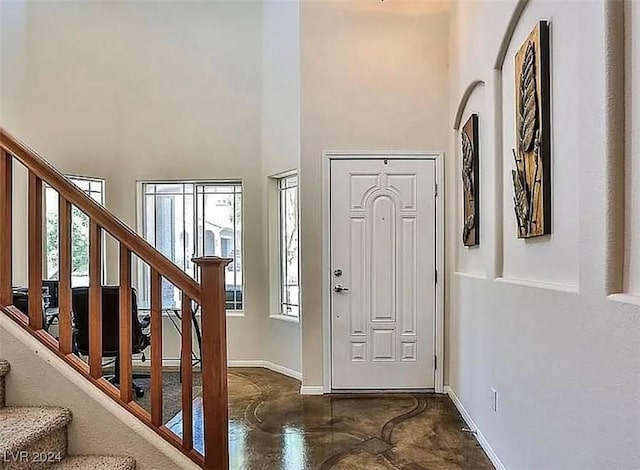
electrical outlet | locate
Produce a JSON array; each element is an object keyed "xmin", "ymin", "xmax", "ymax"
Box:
[{"xmin": 491, "ymin": 388, "xmax": 498, "ymax": 412}]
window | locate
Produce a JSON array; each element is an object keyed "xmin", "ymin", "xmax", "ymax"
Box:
[
  {"xmin": 140, "ymin": 182, "xmax": 243, "ymax": 311},
  {"xmin": 44, "ymin": 176, "xmax": 105, "ymax": 287},
  {"xmin": 278, "ymin": 175, "xmax": 299, "ymax": 317}
]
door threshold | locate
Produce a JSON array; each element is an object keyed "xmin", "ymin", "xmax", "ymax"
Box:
[{"xmin": 329, "ymin": 388, "xmax": 436, "ymax": 394}]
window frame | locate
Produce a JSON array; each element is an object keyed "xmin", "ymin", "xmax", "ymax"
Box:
[
  {"xmin": 136, "ymin": 179, "xmax": 244, "ymax": 315},
  {"xmin": 44, "ymin": 174, "xmax": 107, "ymax": 285},
  {"xmin": 268, "ymin": 170, "xmax": 300, "ymax": 322}
]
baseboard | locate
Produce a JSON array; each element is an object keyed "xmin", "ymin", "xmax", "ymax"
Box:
[
  {"xmin": 299, "ymin": 385, "xmax": 324, "ymax": 395},
  {"xmin": 444, "ymin": 386, "xmax": 506, "ymax": 470},
  {"xmin": 132, "ymin": 358, "xmax": 303, "ymax": 381},
  {"xmin": 132, "ymin": 358, "xmax": 184, "ymax": 370},
  {"xmin": 263, "ymin": 361, "xmax": 302, "ymax": 381},
  {"xmin": 228, "ymin": 360, "xmax": 302, "ymax": 381}
]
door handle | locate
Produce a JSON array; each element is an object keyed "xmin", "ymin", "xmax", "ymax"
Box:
[{"xmin": 334, "ymin": 284, "xmax": 350, "ymax": 293}]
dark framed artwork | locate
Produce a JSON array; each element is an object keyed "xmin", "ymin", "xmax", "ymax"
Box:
[
  {"xmin": 461, "ymin": 114, "xmax": 479, "ymax": 246},
  {"xmin": 511, "ymin": 20, "xmax": 551, "ymax": 238}
]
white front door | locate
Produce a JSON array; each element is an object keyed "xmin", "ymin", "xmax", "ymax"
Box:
[{"xmin": 330, "ymin": 158, "xmax": 436, "ymax": 390}]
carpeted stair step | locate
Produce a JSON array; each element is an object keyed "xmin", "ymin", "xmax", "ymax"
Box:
[
  {"xmin": 50, "ymin": 456, "xmax": 136, "ymax": 470},
  {"xmin": 0, "ymin": 359, "xmax": 10, "ymax": 408},
  {"xmin": 0, "ymin": 406, "xmax": 72, "ymax": 470}
]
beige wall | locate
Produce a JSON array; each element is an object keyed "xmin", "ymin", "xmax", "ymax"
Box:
[
  {"xmin": 626, "ymin": 0, "xmax": 640, "ymax": 295},
  {"xmin": 1, "ymin": 0, "xmax": 304, "ymax": 376},
  {"xmin": 260, "ymin": 0, "xmax": 302, "ymax": 375},
  {"xmin": 447, "ymin": 1, "xmax": 640, "ymax": 468},
  {"xmin": 0, "ymin": 0, "xmax": 265, "ymax": 362},
  {"xmin": 299, "ymin": 0, "xmax": 451, "ymax": 387}
]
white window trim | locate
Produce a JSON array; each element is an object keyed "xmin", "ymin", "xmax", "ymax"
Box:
[
  {"xmin": 267, "ymin": 169, "xmax": 300, "ymax": 323},
  {"xmin": 136, "ymin": 307, "xmax": 246, "ymax": 318},
  {"xmin": 135, "ymin": 179, "xmax": 245, "ymax": 316},
  {"xmin": 269, "ymin": 313, "xmax": 300, "ymax": 323}
]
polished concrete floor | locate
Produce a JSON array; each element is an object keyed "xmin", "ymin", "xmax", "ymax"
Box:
[{"xmin": 159, "ymin": 368, "xmax": 493, "ymax": 470}]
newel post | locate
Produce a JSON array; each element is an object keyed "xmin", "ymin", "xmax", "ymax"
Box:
[{"xmin": 192, "ymin": 256, "xmax": 232, "ymax": 470}]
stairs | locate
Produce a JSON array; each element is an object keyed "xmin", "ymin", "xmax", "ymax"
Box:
[{"xmin": 0, "ymin": 359, "xmax": 135, "ymax": 470}]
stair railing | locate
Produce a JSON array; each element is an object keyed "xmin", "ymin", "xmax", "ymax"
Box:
[{"xmin": 0, "ymin": 128, "xmax": 230, "ymax": 470}]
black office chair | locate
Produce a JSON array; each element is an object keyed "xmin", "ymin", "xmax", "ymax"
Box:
[
  {"xmin": 72, "ymin": 286, "xmax": 151, "ymax": 398},
  {"xmin": 12, "ymin": 287, "xmax": 53, "ymax": 331},
  {"xmin": 42, "ymin": 280, "xmax": 60, "ymax": 330},
  {"xmin": 42, "ymin": 280, "xmax": 59, "ymax": 308}
]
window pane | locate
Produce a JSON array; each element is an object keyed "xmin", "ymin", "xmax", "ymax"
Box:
[
  {"xmin": 144, "ymin": 194, "xmax": 156, "ymax": 246},
  {"xmin": 45, "ymin": 187, "xmax": 59, "ymax": 280},
  {"xmin": 151, "ymin": 187, "xmax": 197, "ymax": 307},
  {"xmin": 45, "ymin": 177, "xmax": 104, "ymax": 286},
  {"xmin": 279, "ymin": 176, "xmax": 299, "ymax": 316},
  {"xmin": 155, "ymin": 194, "xmax": 183, "ymax": 308},
  {"xmin": 183, "ymin": 187, "xmax": 195, "ymax": 278},
  {"xmin": 234, "ymin": 192, "xmax": 243, "ymax": 309},
  {"xmin": 155, "ymin": 195, "xmax": 176, "ymax": 261},
  {"xmin": 71, "ymin": 206, "xmax": 90, "ymax": 287},
  {"xmin": 142, "ymin": 181, "xmax": 243, "ymax": 310},
  {"xmin": 90, "ymin": 191, "xmax": 102, "ymax": 204},
  {"xmin": 202, "ymin": 191, "xmax": 237, "ymax": 303},
  {"xmin": 72, "ymin": 179, "xmax": 90, "ymax": 192}
]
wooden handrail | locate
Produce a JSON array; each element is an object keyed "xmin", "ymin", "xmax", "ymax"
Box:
[
  {"xmin": 0, "ymin": 128, "xmax": 201, "ymax": 304},
  {"xmin": 0, "ymin": 127, "xmax": 231, "ymax": 469}
]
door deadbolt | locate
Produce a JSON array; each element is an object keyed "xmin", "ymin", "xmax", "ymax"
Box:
[{"xmin": 333, "ymin": 268, "xmax": 343, "ymax": 277}]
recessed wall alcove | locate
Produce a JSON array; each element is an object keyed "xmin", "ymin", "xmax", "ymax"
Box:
[
  {"xmin": 494, "ymin": 0, "xmax": 579, "ymax": 292},
  {"xmin": 453, "ymin": 80, "xmax": 487, "ymax": 279}
]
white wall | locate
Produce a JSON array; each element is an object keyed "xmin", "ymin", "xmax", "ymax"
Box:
[
  {"xmin": 626, "ymin": 0, "xmax": 640, "ymax": 296},
  {"xmin": 0, "ymin": 0, "xmax": 265, "ymax": 362},
  {"xmin": 299, "ymin": 0, "xmax": 451, "ymax": 387},
  {"xmin": 260, "ymin": 0, "xmax": 302, "ymax": 376},
  {"xmin": 448, "ymin": 1, "xmax": 640, "ymax": 468}
]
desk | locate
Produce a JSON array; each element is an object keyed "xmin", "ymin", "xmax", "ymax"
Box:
[
  {"xmin": 139, "ymin": 306, "xmax": 203, "ymax": 369},
  {"xmin": 12, "ymin": 286, "xmax": 59, "ymax": 333}
]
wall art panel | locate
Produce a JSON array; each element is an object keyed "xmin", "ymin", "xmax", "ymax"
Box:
[
  {"xmin": 512, "ymin": 20, "xmax": 551, "ymax": 238},
  {"xmin": 461, "ymin": 113, "xmax": 480, "ymax": 246}
]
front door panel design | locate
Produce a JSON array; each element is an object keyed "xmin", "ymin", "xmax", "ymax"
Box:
[{"xmin": 331, "ymin": 159, "xmax": 436, "ymax": 389}]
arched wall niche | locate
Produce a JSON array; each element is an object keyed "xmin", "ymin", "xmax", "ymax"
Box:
[
  {"xmin": 453, "ymin": 80, "xmax": 485, "ymax": 130},
  {"xmin": 453, "ymin": 80, "xmax": 487, "ymax": 278},
  {"xmin": 494, "ymin": 0, "xmax": 532, "ymax": 70},
  {"xmin": 493, "ymin": 0, "xmax": 581, "ymax": 290},
  {"xmin": 490, "ymin": 0, "xmax": 531, "ymax": 280}
]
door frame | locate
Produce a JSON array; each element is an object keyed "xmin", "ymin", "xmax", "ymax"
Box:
[{"xmin": 321, "ymin": 151, "xmax": 445, "ymax": 393}]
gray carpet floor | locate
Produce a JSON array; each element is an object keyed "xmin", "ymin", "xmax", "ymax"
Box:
[{"xmin": 133, "ymin": 370, "xmax": 202, "ymax": 424}]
